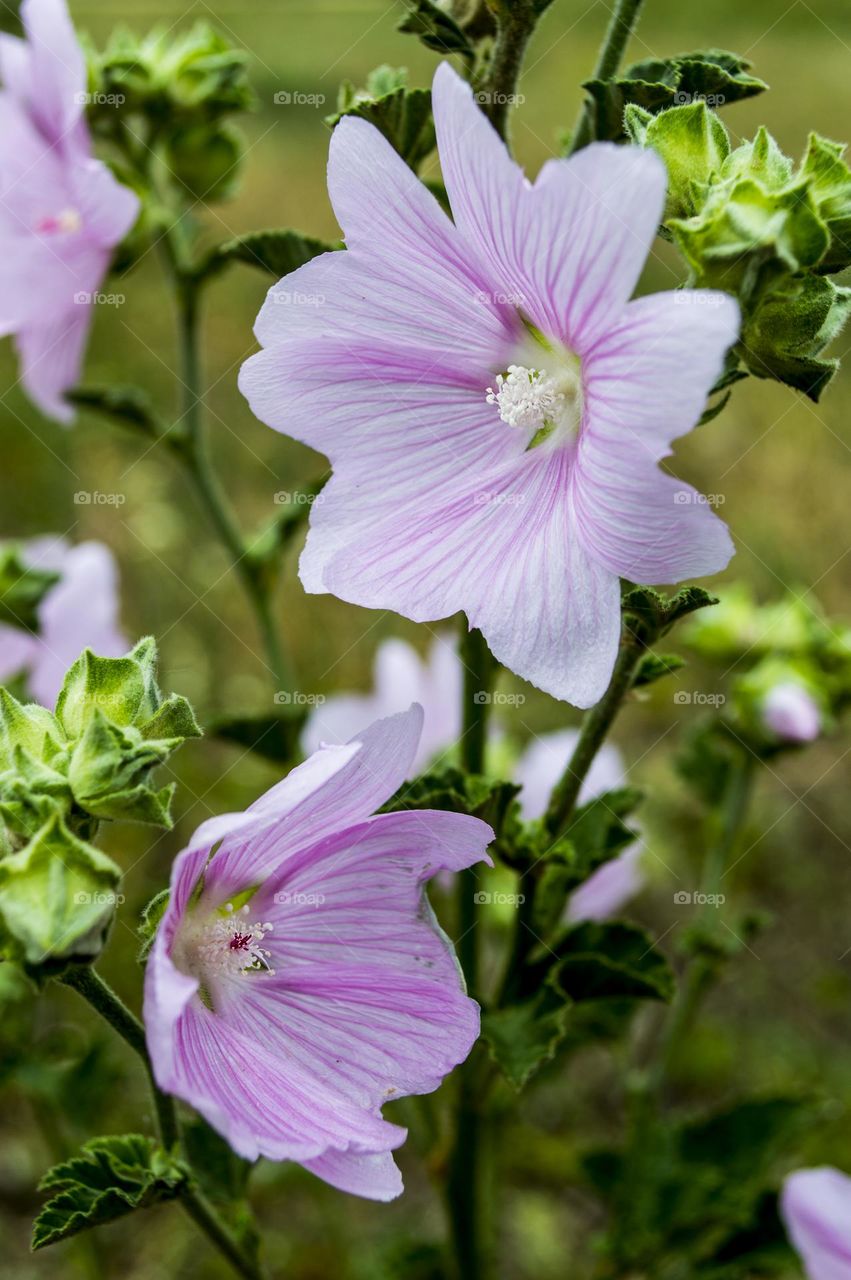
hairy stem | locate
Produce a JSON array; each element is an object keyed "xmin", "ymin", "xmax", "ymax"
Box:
[
  {"xmin": 568, "ymin": 0, "xmax": 647, "ymax": 153},
  {"xmin": 446, "ymin": 623, "xmax": 496, "ymax": 1280},
  {"xmin": 484, "ymin": 0, "xmax": 540, "ymax": 143},
  {"xmin": 60, "ymin": 966, "xmax": 263, "ymax": 1280}
]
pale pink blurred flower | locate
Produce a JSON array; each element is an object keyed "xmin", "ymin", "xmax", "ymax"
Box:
[
  {"xmin": 762, "ymin": 682, "xmax": 822, "ymax": 744},
  {"xmin": 781, "ymin": 1167, "xmax": 851, "ymax": 1279},
  {"xmin": 0, "ymin": 0, "xmax": 139, "ymax": 421},
  {"xmin": 0, "ymin": 537, "xmax": 126, "ymax": 705}
]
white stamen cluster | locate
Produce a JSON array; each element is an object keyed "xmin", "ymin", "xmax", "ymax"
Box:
[
  {"xmin": 193, "ymin": 903, "xmax": 276, "ymax": 979},
  {"xmin": 486, "ymin": 364, "xmax": 565, "ymax": 431}
]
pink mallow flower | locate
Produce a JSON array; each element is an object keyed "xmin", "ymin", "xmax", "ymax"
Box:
[
  {"xmin": 761, "ymin": 682, "xmax": 822, "ymax": 744},
  {"xmin": 144, "ymin": 706, "xmax": 493, "ymax": 1200},
  {"xmin": 304, "ymin": 637, "xmax": 643, "ymax": 921},
  {"xmin": 0, "ymin": 0, "xmax": 139, "ymax": 422},
  {"xmin": 781, "ymin": 1167, "xmax": 851, "ymax": 1278},
  {"xmin": 0, "ymin": 536, "xmax": 126, "ymax": 706},
  {"xmin": 240, "ymin": 62, "xmax": 738, "ymax": 709}
]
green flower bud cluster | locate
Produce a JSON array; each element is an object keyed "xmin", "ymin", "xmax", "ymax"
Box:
[
  {"xmin": 85, "ymin": 22, "xmax": 254, "ymax": 204},
  {"xmin": 683, "ymin": 586, "xmax": 851, "ymax": 752},
  {"xmin": 0, "ymin": 639, "xmax": 200, "ymax": 969},
  {"xmin": 626, "ymin": 104, "xmax": 851, "ymax": 399}
]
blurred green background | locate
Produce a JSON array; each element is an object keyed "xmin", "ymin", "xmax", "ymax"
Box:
[{"xmin": 1, "ymin": 0, "xmax": 851, "ymax": 1276}]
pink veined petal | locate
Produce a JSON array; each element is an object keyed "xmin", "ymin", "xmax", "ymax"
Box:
[
  {"xmin": 431, "ymin": 62, "xmax": 667, "ymax": 351},
  {"xmin": 239, "ymin": 335, "xmax": 519, "ymax": 469},
  {"xmin": 216, "ymin": 809, "xmax": 491, "ymax": 1109},
  {"xmin": 781, "ymin": 1167, "xmax": 851, "ymax": 1279},
  {"xmin": 71, "ymin": 155, "xmax": 140, "ymax": 246},
  {"xmin": 318, "ymin": 450, "xmax": 621, "ymax": 708},
  {"xmin": 515, "ymin": 729, "xmax": 626, "ymax": 822},
  {"xmin": 204, "ymin": 708, "xmax": 426, "ymax": 897},
  {"xmin": 15, "ymin": 305, "xmax": 90, "ymax": 423},
  {"xmin": 573, "ymin": 290, "xmax": 740, "ymax": 583},
  {"xmin": 19, "ymin": 0, "xmax": 86, "ymax": 144},
  {"xmin": 166, "ymin": 997, "xmax": 406, "ymax": 1164},
  {"xmin": 299, "ymin": 1148, "xmax": 403, "ymax": 1202}
]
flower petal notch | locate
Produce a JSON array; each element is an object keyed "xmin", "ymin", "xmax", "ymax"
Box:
[
  {"xmin": 144, "ymin": 706, "xmax": 494, "ymax": 1200},
  {"xmin": 240, "ymin": 62, "xmax": 739, "ymax": 707}
]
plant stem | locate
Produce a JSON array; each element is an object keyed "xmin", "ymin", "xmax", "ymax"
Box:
[
  {"xmin": 446, "ymin": 623, "xmax": 496, "ymax": 1280},
  {"xmin": 60, "ymin": 966, "xmax": 262, "ymax": 1280},
  {"xmin": 61, "ymin": 965, "xmax": 178, "ymax": 1150},
  {"xmin": 544, "ymin": 633, "xmax": 643, "ymax": 838},
  {"xmin": 568, "ymin": 0, "xmax": 647, "ymax": 153},
  {"xmin": 166, "ymin": 242, "xmax": 293, "ymax": 693},
  {"xmin": 484, "ymin": 0, "xmax": 540, "ymax": 143}
]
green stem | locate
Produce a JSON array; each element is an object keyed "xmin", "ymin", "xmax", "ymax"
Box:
[
  {"xmin": 61, "ymin": 966, "xmax": 178, "ymax": 1150},
  {"xmin": 484, "ymin": 1, "xmax": 539, "ymax": 143},
  {"xmin": 446, "ymin": 623, "xmax": 496, "ymax": 1280},
  {"xmin": 60, "ymin": 966, "xmax": 262, "ymax": 1280},
  {"xmin": 544, "ymin": 633, "xmax": 643, "ymax": 838},
  {"xmin": 166, "ymin": 244, "xmax": 293, "ymax": 693},
  {"xmin": 568, "ymin": 0, "xmax": 647, "ymax": 154}
]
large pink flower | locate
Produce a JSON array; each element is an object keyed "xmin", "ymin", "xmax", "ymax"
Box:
[
  {"xmin": 144, "ymin": 706, "xmax": 493, "ymax": 1200},
  {"xmin": 240, "ymin": 62, "xmax": 738, "ymax": 708},
  {"xmin": 0, "ymin": 0, "xmax": 139, "ymax": 422},
  {"xmin": 0, "ymin": 536, "xmax": 126, "ymax": 706}
]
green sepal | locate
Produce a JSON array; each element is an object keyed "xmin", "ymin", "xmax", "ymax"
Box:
[
  {"xmin": 56, "ymin": 646, "xmax": 150, "ymax": 738},
  {"xmin": 0, "ymin": 546, "xmax": 59, "ymax": 632},
  {"xmin": 137, "ymin": 888, "xmax": 170, "ymax": 962},
  {"xmin": 0, "ymin": 688, "xmax": 66, "ymax": 770},
  {"xmin": 0, "ymin": 815, "xmax": 121, "ymax": 965},
  {"xmin": 740, "ymin": 272, "xmax": 851, "ymax": 400},
  {"xmin": 67, "ymin": 709, "xmax": 176, "ymax": 827},
  {"xmin": 622, "ymin": 585, "xmax": 718, "ymax": 645},
  {"xmin": 625, "ymin": 101, "xmax": 731, "ymax": 219},
  {"xmin": 632, "ymin": 652, "xmax": 686, "ymax": 688},
  {"xmin": 799, "ymin": 132, "xmax": 851, "ymax": 273},
  {"xmin": 33, "ymin": 1134, "xmax": 189, "ymax": 1250}
]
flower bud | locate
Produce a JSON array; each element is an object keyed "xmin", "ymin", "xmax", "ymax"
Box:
[
  {"xmin": 625, "ymin": 101, "xmax": 730, "ymax": 220},
  {"xmin": 760, "ymin": 682, "xmax": 822, "ymax": 744}
]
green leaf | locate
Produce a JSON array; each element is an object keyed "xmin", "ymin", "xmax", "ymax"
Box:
[
  {"xmin": 33, "ymin": 1134, "xmax": 188, "ymax": 1250},
  {"xmin": 67, "ymin": 385, "xmax": 165, "ymax": 441},
  {"xmin": 696, "ymin": 1191, "xmax": 794, "ymax": 1276},
  {"xmin": 398, "ymin": 0, "xmax": 475, "ymax": 59},
  {"xmin": 800, "ymin": 132, "xmax": 851, "ymax": 273},
  {"xmin": 560, "ymin": 786, "xmax": 643, "ymax": 874},
  {"xmin": 209, "ymin": 708, "xmax": 306, "ymax": 765},
  {"xmin": 482, "ymin": 968, "xmax": 573, "ymax": 1090},
  {"xmin": 381, "ymin": 765, "xmax": 520, "ymax": 835},
  {"xmin": 0, "ymin": 546, "xmax": 59, "ymax": 632},
  {"xmin": 329, "ymin": 75, "xmax": 436, "ymax": 171},
  {"xmin": 549, "ymin": 921, "xmax": 675, "ymax": 1003},
  {"xmin": 206, "ymin": 228, "xmax": 339, "ymax": 280}
]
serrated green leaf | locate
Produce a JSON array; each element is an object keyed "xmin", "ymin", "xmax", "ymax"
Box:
[
  {"xmin": 329, "ymin": 84, "xmax": 435, "ymax": 171},
  {"xmin": 137, "ymin": 888, "xmax": 170, "ymax": 962},
  {"xmin": 550, "ymin": 921, "xmax": 675, "ymax": 1003},
  {"xmin": 398, "ymin": 0, "xmax": 475, "ymax": 59},
  {"xmin": 482, "ymin": 968, "xmax": 573, "ymax": 1090},
  {"xmin": 206, "ymin": 228, "xmax": 339, "ymax": 280},
  {"xmin": 33, "ymin": 1134, "xmax": 188, "ymax": 1249},
  {"xmin": 741, "ymin": 272, "xmax": 851, "ymax": 400},
  {"xmin": 66, "ymin": 385, "xmax": 164, "ymax": 441}
]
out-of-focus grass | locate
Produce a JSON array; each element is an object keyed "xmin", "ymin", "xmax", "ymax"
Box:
[{"xmin": 1, "ymin": 2, "xmax": 850, "ymax": 1277}]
